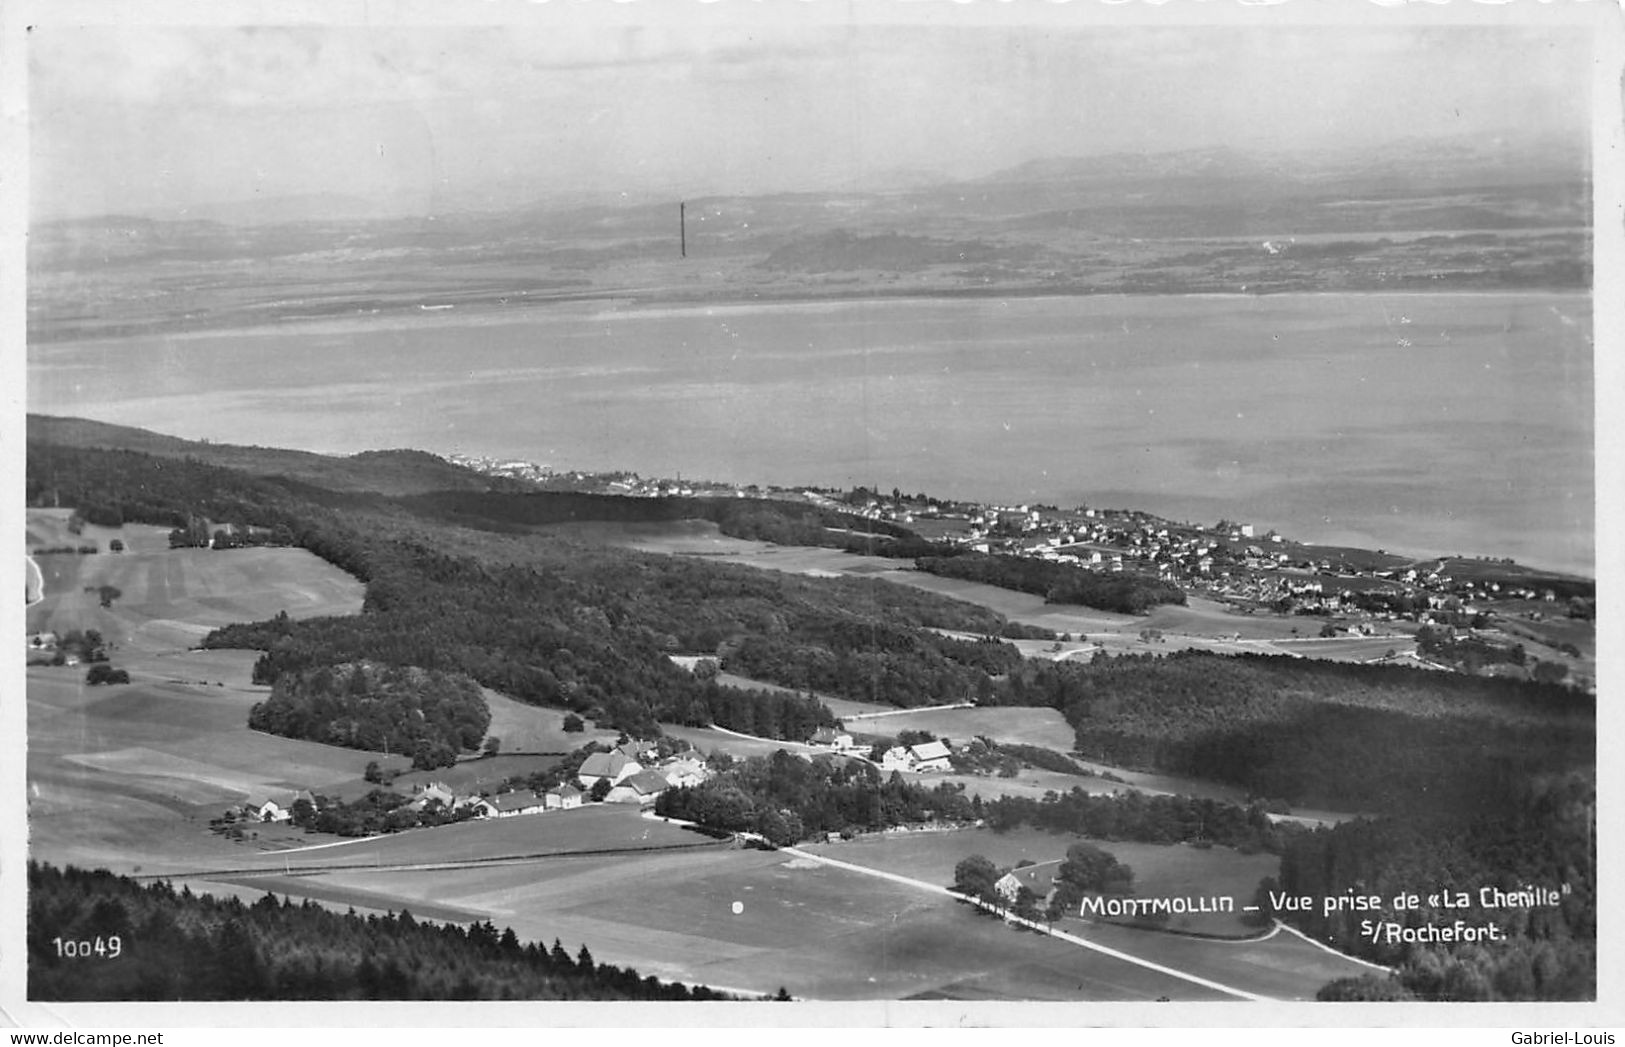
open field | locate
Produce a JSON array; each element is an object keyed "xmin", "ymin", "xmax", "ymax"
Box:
[
  {"xmin": 25, "ymin": 510, "xmax": 175, "ymax": 555},
  {"xmin": 1139, "ymin": 598, "xmax": 1331, "ymax": 640},
  {"xmin": 212, "ymin": 801, "xmax": 712, "ymax": 872},
  {"xmin": 659, "ymin": 723, "xmax": 825, "ymax": 761},
  {"xmin": 1267, "ymin": 635, "xmax": 1411, "ymax": 662},
  {"xmin": 25, "ymin": 544, "xmax": 365, "ymax": 654},
  {"xmin": 230, "ymin": 842, "xmax": 1236, "ymax": 1000},
  {"xmin": 220, "ymin": 818, "xmax": 1370, "ymax": 999},
  {"xmin": 1071, "ymin": 920, "xmax": 1381, "ymax": 1002},
  {"xmin": 27, "ymin": 542, "xmax": 377, "ymax": 871},
  {"xmin": 839, "ymin": 705, "xmax": 1073, "ymax": 750},
  {"xmin": 481, "ymin": 687, "xmax": 621, "ymax": 754},
  {"xmin": 27, "ymin": 665, "xmax": 411, "ymax": 872}
]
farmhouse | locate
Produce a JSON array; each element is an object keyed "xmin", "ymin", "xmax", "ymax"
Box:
[
  {"xmin": 662, "ymin": 758, "xmax": 709, "ymax": 788},
  {"xmin": 546, "ymin": 784, "xmax": 584, "ymax": 810},
  {"xmin": 907, "ymin": 740, "xmax": 953, "ymax": 773},
  {"xmin": 880, "ymin": 746, "xmax": 914, "ymax": 772},
  {"xmin": 244, "ymin": 797, "xmax": 293, "ymax": 823},
  {"xmin": 606, "ymin": 769, "xmax": 670, "ymax": 805},
  {"xmin": 811, "ymin": 726, "xmax": 855, "ymax": 751},
  {"xmin": 616, "ymin": 739, "xmax": 657, "ymax": 762},
  {"xmin": 459, "ymin": 796, "xmax": 500, "ymax": 819},
  {"xmin": 490, "ymin": 790, "xmax": 547, "ymax": 818},
  {"xmin": 415, "ymin": 781, "xmax": 457, "ymax": 807},
  {"xmin": 578, "ymin": 751, "xmax": 642, "ymax": 789},
  {"xmin": 994, "ymin": 864, "xmax": 1057, "ymax": 904}
]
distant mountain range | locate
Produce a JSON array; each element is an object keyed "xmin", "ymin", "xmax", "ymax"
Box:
[
  {"xmin": 36, "ymin": 134, "xmax": 1588, "ymax": 234},
  {"xmin": 26, "ymin": 134, "xmax": 1591, "ymax": 341}
]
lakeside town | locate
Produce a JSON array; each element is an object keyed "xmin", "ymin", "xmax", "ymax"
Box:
[{"xmin": 446, "ymin": 451, "xmax": 1595, "ymax": 689}]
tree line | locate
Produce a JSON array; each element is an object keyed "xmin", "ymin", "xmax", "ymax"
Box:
[
  {"xmin": 28, "ymin": 862, "xmax": 735, "ymax": 1001},
  {"xmin": 915, "ymin": 551, "xmax": 1187, "ymax": 615}
]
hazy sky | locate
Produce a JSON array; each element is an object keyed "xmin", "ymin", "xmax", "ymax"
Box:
[{"xmin": 28, "ymin": 10, "xmax": 1594, "ymax": 220}]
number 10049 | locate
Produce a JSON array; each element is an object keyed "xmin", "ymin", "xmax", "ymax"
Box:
[{"xmin": 52, "ymin": 936, "xmax": 122, "ymax": 959}]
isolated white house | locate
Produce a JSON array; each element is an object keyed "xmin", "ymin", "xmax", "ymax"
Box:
[{"xmin": 246, "ymin": 798, "xmax": 292, "ymax": 823}]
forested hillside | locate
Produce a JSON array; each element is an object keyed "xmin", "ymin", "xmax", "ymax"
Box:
[
  {"xmin": 28, "ymin": 863, "xmax": 734, "ymax": 1001},
  {"xmin": 27, "ymin": 439, "xmax": 1018, "ymax": 736},
  {"xmin": 991, "ymin": 651, "xmax": 1591, "ymax": 814},
  {"xmin": 1273, "ymin": 771, "xmax": 1596, "ymax": 1001}
]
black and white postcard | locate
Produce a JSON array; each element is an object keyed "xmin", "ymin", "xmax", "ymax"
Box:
[{"xmin": 4, "ymin": 0, "xmax": 1619, "ymax": 1034}]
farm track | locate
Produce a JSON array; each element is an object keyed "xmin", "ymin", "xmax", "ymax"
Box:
[{"xmin": 839, "ymin": 702, "xmax": 976, "ymax": 721}]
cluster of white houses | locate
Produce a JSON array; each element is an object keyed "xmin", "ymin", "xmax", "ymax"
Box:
[
  {"xmin": 238, "ymin": 739, "xmax": 714, "ymax": 826},
  {"xmin": 238, "ymin": 727, "xmax": 976, "ymax": 831},
  {"xmin": 805, "ymin": 726, "xmax": 955, "ymax": 773}
]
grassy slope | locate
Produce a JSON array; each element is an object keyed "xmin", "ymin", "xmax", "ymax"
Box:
[{"xmin": 26, "ymin": 540, "xmax": 373, "ymax": 871}]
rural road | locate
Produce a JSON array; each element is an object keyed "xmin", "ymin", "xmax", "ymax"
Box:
[{"xmin": 777, "ymin": 843, "xmax": 1272, "ymax": 1001}]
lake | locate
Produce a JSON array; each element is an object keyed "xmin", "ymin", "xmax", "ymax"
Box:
[{"xmin": 28, "ymin": 291, "xmax": 1594, "ymax": 575}]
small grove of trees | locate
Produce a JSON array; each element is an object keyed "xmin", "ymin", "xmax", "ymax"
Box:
[
  {"xmin": 952, "ymin": 854, "xmax": 1001, "ymax": 903},
  {"xmin": 562, "ymin": 714, "xmax": 585, "ymax": 733},
  {"xmin": 1040, "ymin": 843, "xmax": 1136, "ymax": 925},
  {"xmin": 247, "ymin": 661, "xmax": 489, "ymax": 770},
  {"xmin": 85, "ymin": 664, "xmax": 131, "ymax": 686},
  {"xmin": 83, "ymin": 584, "xmax": 122, "ymax": 608}
]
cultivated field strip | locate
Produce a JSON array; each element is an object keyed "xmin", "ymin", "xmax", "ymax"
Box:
[{"xmin": 129, "ymin": 834, "xmax": 734, "ymax": 882}]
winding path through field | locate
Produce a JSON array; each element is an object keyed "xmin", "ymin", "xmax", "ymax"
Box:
[
  {"xmin": 777, "ymin": 842, "xmax": 1271, "ymax": 1001},
  {"xmin": 25, "ymin": 555, "xmax": 45, "ymax": 607}
]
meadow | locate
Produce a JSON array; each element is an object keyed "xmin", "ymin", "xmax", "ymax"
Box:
[
  {"xmin": 26, "ymin": 536, "xmax": 374, "ymax": 872},
  {"xmin": 482, "ymin": 688, "xmax": 621, "ymax": 754},
  {"xmin": 838, "ymin": 705, "xmax": 1073, "ymax": 750},
  {"xmin": 25, "ymin": 538, "xmax": 364, "ymax": 653}
]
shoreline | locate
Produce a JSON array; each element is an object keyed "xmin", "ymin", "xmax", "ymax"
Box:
[{"xmin": 27, "ymin": 284, "xmax": 1592, "ymax": 348}]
